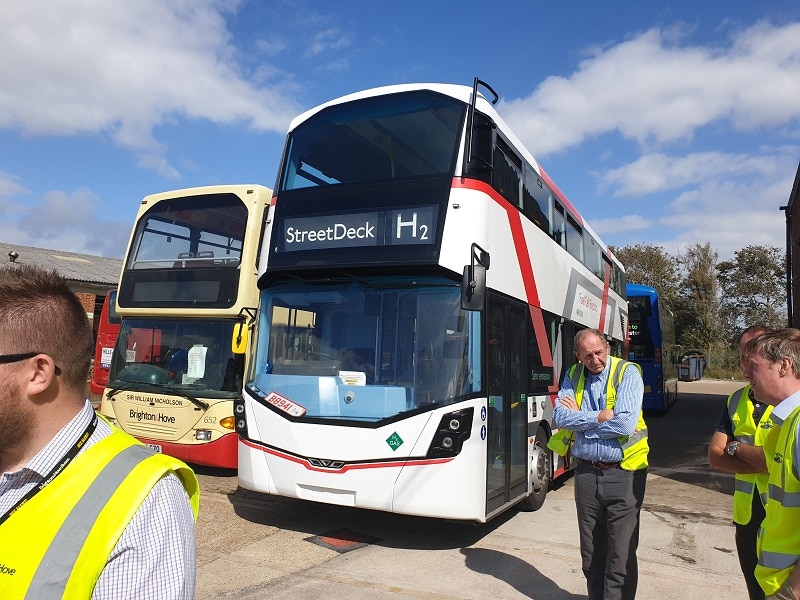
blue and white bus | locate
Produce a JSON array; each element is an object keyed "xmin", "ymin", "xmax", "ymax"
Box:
[
  {"xmin": 236, "ymin": 79, "xmax": 629, "ymax": 522},
  {"xmin": 626, "ymin": 283, "xmax": 678, "ymax": 412}
]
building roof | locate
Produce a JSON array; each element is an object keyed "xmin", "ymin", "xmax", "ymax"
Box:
[{"xmin": 0, "ymin": 241, "xmax": 122, "ymax": 290}]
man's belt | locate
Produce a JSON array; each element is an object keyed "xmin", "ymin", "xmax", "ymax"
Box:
[{"xmin": 580, "ymin": 459, "xmax": 621, "ymax": 470}]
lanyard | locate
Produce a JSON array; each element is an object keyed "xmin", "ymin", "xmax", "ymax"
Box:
[{"xmin": 0, "ymin": 412, "xmax": 98, "ymax": 527}]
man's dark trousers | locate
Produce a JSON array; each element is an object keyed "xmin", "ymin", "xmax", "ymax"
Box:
[
  {"xmin": 737, "ymin": 493, "xmax": 766, "ymax": 600},
  {"xmin": 574, "ymin": 462, "xmax": 647, "ymax": 600}
]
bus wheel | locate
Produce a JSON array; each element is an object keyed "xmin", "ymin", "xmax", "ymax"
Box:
[{"xmin": 519, "ymin": 427, "xmax": 551, "ymax": 512}]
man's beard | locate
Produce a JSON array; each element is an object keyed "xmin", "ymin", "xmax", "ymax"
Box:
[{"xmin": 0, "ymin": 382, "xmax": 34, "ymax": 462}]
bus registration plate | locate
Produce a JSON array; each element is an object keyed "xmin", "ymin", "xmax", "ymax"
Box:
[{"xmin": 264, "ymin": 391, "xmax": 307, "ymax": 417}]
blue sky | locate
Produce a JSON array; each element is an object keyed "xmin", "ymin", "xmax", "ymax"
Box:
[{"xmin": 2, "ymin": 0, "xmax": 799, "ymax": 262}]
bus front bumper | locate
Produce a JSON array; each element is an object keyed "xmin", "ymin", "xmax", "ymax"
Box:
[{"xmin": 136, "ymin": 431, "xmax": 238, "ymax": 469}]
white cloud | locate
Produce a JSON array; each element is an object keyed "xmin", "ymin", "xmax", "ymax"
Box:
[
  {"xmin": 494, "ymin": 20, "xmax": 800, "ymax": 262},
  {"xmin": 0, "ymin": 0, "xmax": 302, "ymax": 178},
  {"xmin": 304, "ymin": 28, "xmax": 351, "ymax": 58},
  {"xmin": 255, "ymin": 36, "xmax": 289, "ymax": 58},
  {"xmin": 0, "ymin": 171, "xmax": 30, "ymax": 198},
  {"xmin": 598, "ymin": 148, "xmax": 795, "ymax": 197},
  {"xmin": 499, "ymin": 21, "xmax": 800, "ymax": 156},
  {"xmin": 665, "ymin": 208, "xmax": 784, "ymax": 261},
  {"xmin": 4, "ymin": 188, "xmax": 131, "ymax": 258},
  {"xmin": 591, "ymin": 214, "xmax": 652, "ymax": 236},
  {"xmin": 603, "ymin": 165, "xmax": 794, "ymax": 260}
]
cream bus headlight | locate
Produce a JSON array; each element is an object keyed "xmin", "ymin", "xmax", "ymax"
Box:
[{"xmin": 195, "ymin": 430, "xmax": 212, "ymax": 441}]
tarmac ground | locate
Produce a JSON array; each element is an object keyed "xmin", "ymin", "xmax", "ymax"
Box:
[{"xmin": 193, "ymin": 379, "xmax": 749, "ymax": 599}]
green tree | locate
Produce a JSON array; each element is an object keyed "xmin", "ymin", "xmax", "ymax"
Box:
[
  {"xmin": 717, "ymin": 245, "xmax": 786, "ymax": 342},
  {"xmin": 609, "ymin": 244, "xmax": 680, "ymax": 308},
  {"xmin": 674, "ymin": 242, "xmax": 723, "ymax": 351}
]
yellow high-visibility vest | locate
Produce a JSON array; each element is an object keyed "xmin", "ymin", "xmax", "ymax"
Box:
[
  {"xmin": 727, "ymin": 385, "xmax": 772, "ymax": 525},
  {"xmin": 0, "ymin": 423, "xmax": 199, "ymax": 599},
  {"xmin": 756, "ymin": 405, "xmax": 800, "ymax": 596},
  {"xmin": 548, "ymin": 356, "xmax": 648, "ymax": 470}
]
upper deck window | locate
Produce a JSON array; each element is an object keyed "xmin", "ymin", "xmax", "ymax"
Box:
[
  {"xmin": 128, "ymin": 194, "xmax": 248, "ymax": 271},
  {"xmin": 119, "ymin": 193, "xmax": 249, "ymax": 309},
  {"xmin": 280, "ymin": 90, "xmax": 465, "ymax": 191},
  {"xmin": 565, "ymin": 214, "xmax": 584, "ymax": 262}
]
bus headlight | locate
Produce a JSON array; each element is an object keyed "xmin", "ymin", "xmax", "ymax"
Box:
[
  {"xmin": 195, "ymin": 430, "xmax": 212, "ymax": 441},
  {"xmin": 426, "ymin": 408, "xmax": 473, "ymax": 458},
  {"xmin": 234, "ymin": 397, "xmax": 248, "ymax": 436}
]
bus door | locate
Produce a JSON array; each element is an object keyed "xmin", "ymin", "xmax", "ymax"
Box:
[{"xmin": 486, "ymin": 295, "xmax": 528, "ymax": 513}]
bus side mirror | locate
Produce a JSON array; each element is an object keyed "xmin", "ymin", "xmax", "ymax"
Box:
[
  {"xmin": 462, "ymin": 243, "xmax": 489, "ymax": 311},
  {"xmin": 232, "ymin": 321, "xmax": 249, "ymax": 355},
  {"xmin": 461, "ymin": 265, "xmax": 486, "ymax": 311}
]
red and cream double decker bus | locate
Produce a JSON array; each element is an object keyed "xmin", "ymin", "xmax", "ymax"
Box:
[
  {"xmin": 236, "ymin": 80, "xmax": 628, "ymax": 521},
  {"xmin": 98, "ymin": 184, "xmax": 271, "ymax": 469}
]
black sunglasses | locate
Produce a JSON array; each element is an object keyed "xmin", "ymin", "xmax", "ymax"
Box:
[{"xmin": 0, "ymin": 352, "xmax": 62, "ymax": 376}]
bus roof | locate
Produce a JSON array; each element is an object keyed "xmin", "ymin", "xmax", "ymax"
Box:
[
  {"xmin": 141, "ymin": 183, "xmax": 273, "ymax": 204},
  {"xmin": 626, "ymin": 283, "xmax": 658, "ymax": 297},
  {"xmin": 287, "ymin": 81, "xmax": 619, "ymax": 269}
]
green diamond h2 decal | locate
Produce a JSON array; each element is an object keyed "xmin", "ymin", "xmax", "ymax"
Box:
[{"xmin": 386, "ymin": 432, "xmax": 404, "ymax": 451}]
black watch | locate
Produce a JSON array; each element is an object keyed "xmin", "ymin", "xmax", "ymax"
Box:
[{"xmin": 726, "ymin": 441, "xmax": 740, "ymax": 456}]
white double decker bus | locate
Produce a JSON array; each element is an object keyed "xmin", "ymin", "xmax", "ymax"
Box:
[{"xmin": 236, "ymin": 79, "xmax": 628, "ymax": 522}]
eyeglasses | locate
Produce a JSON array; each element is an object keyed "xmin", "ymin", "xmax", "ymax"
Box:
[{"xmin": 0, "ymin": 352, "xmax": 62, "ymax": 376}]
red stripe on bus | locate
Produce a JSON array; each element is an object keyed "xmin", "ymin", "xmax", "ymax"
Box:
[
  {"xmin": 240, "ymin": 438, "xmax": 453, "ymax": 473},
  {"xmin": 528, "ymin": 305, "xmax": 554, "ymax": 370},
  {"xmin": 537, "ymin": 167, "xmax": 583, "ymax": 227},
  {"xmin": 452, "ymin": 178, "xmax": 552, "ymax": 369},
  {"xmin": 599, "ymin": 260, "xmax": 611, "ymax": 331}
]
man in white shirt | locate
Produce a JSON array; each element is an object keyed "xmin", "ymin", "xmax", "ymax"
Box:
[{"xmin": 0, "ymin": 264, "xmax": 198, "ymax": 599}]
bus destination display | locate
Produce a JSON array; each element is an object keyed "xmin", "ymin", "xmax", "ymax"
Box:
[{"xmin": 279, "ymin": 206, "xmax": 438, "ymax": 252}]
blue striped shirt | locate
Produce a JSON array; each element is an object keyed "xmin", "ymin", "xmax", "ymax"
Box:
[
  {"xmin": 0, "ymin": 400, "xmax": 196, "ymax": 599},
  {"xmin": 553, "ymin": 359, "xmax": 644, "ymax": 463}
]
